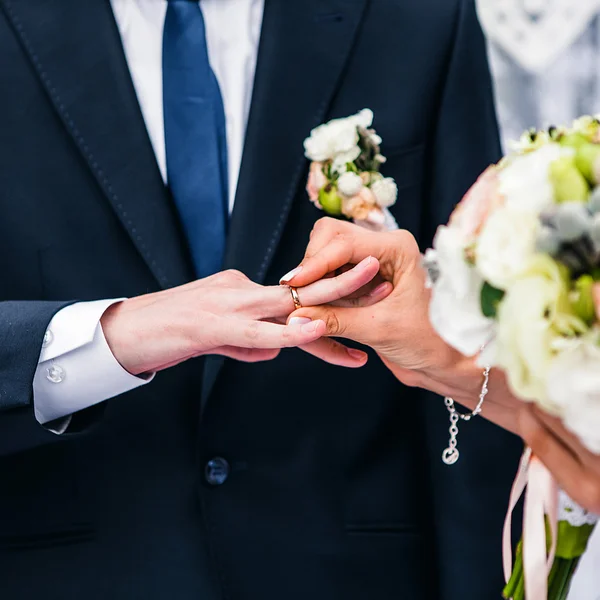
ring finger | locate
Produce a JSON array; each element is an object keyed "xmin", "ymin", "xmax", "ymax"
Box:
[{"xmin": 257, "ymin": 256, "xmax": 381, "ymax": 318}]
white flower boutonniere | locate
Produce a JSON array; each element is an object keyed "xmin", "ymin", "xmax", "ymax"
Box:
[{"xmin": 303, "ymin": 109, "xmax": 398, "ymax": 231}]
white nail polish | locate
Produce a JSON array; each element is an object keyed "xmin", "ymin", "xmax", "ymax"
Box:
[
  {"xmin": 357, "ymin": 256, "xmax": 373, "ymax": 270},
  {"xmin": 279, "ymin": 266, "xmax": 303, "ymax": 284},
  {"xmin": 289, "ymin": 317, "xmax": 311, "ymax": 327}
]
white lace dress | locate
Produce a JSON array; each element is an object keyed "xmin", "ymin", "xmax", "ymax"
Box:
[{"xmin": 478, "ymin": 1, "xmax": 600, "ymax": 597}]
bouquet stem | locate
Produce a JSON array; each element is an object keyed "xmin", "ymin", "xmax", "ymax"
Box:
[
  {"xmin": 503, "ymin": 541, "xmax": 524, "ymax": 600},
  {"xmin": 503, "ymin": 521, "xmax": 594, "ymax": 600},
  {"xmin": 548, "ymin": 558, "xmax": 579, "ymax": 600},
  {"xmin": 503, "ymin": 551, "xmax": 578, "ymax": 600}
]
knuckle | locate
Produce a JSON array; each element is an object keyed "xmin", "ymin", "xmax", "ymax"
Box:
[
  {"xmin": 281, "ymin": 326, "xmax": 293, "ymax": 345},
  {"xmin": 396, "ymin": 229, "xmax": 416, "ymax": 246},
  {"xmin": 244, "ymin": 321, "xmax": 261, "ymax": 346},
  {"xmin": 225, "ymin": 269, "xmax": 247, "ymax": 282},
  {"xmin": 311, "ymin": 217, "xmax": 340, "ymax": 239},
  {"xmin": 324, "ymin": 311, "xmax": 343, "ymax": 335},
  {"xmin": 396, "ymin": 230, "xmax": 419, "ymax": 262},
  {"xmin": 314, "ymin": 216, "xmax": 336, "ymax": 231}
]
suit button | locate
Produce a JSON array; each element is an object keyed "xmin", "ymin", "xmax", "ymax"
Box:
[{"xmin": 205, "ymin": 457, "xmax": 230, "ymax": 486}]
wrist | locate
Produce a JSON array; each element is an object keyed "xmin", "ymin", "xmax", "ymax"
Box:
[
  {"xmin": 100, "ymin": 301, "xmax": 136, "ymax": 373},
  {"xmin": 100, "ymin": 299, "xmax": 158, "ymax": 376},
  {"xmin": 419, "ymin": 350, "xmax": 485, "ymax": 408}
]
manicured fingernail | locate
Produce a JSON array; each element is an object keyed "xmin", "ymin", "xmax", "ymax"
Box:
[
  {"xmin": 279, "ymin": 266, "xmax": 303, "ymax": 284},
  {"xmin": 368, "ymin": 282, "xmax": 391, "ymax": 297},
  {"xmin": 356, "ymin": 256, "xmax": 373, "ymax": 270},
  {"xmin": 289, "ymin": 317, "xmax": 311, "ymax": 327},
  {"xmin": 347, "ymin": 348, "xmax": 367, "ymax": 360},
  {"xmin": 301, "ymin": 320, "xmax": 323, "ymax": 334}
]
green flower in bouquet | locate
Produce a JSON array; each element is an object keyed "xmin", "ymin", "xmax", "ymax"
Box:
[{"xmin": 426, "ymin": 115, "xmax": 600, "ymax": 600}]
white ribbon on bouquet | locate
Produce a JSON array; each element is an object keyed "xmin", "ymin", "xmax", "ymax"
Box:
[{"xmin": 503, "ymin": 448, "xmax": 559, "ymax": 600}]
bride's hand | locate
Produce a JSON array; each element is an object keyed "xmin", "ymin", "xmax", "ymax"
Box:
[
  {"xmin": 283, "ymin": 218, "xmax": 522, "ymax": 433},
  {"xmin": 518, "ymin": 405, "xmax": 600, "ymax": 513},
  {"xmin": 281, "ymin": 217, "xmax": 457, "ymax": 376}
]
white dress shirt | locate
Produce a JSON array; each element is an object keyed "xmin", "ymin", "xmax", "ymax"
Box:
[{"xmin": 33, "ymin": 0, "xmax": 265, "ymax": 426}]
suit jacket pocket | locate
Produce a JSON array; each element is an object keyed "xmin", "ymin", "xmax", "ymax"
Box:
[
  {"xmin": 345, "ymin": 521, "xmax": 422, "ymax": 536},
  {"xmin": 341, "ymin": 400, "xmax": 429, "ymax": 538},
  {"xmin": 0, "ymin": 442, "xmax": 92, "ymax": 550}
]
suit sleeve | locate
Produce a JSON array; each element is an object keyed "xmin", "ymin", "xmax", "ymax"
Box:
[
  {"xmin": 0, "ymin": 301, "xmax": 103, "ymax": 455},
  {"xmin": 419, "ymin": 2, "xmax": 523, "ymax": 598}
]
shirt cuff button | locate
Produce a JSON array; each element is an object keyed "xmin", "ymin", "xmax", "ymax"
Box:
[
  {"xmin": 46, "ymin": 364, "xmax": 65, "ymax": 384},
  {"xmin": 42, "ymin": 330, "xmax": 54, "ymax": 347}
]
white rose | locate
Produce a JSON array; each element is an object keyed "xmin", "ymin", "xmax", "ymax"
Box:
[
  {"xmin": 429, "ymin": 226, "xmax": 494, "ymax": 356},
  {"xmin": 303, "ymin": 118, "xmax": 359, "ymax": 162},
  {"xmin": 371, "ymin": 177, "xmax": 398, "ymax": 208},
  {"xmin": 475, "ymin": 205, "xmax": 539, "ymax": 290},
  {"xmin": 496, "ymin": 278, "xmax": 556, "ymax": 403},
  {"xmin": 337, "ymin": 172, "xmax": 363, "ymax": 197},
  {"xmin": 498, "ymin": 144, "xmax": 574, "ymax": 213},
  {"xmin": 546, "ymin": 336, "xmax": 600, "ymax": 454},
  {"xmin": 331, "ymin": 146, "xmax": 361, "ymax": 174},
  {"xmin": 303, "ymin": 125, "xmax": 335, "ymax": 162},
  {"xmin": 348, "ymin": 108, "xmax": 374, "ymax": 130},
  {"xmin": 495, "ymin": 256, "xmax": 573, "ymax": 404}
]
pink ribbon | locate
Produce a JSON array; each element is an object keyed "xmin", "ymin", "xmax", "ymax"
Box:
[{"xmin": 502, "ymin": 448, "xmax": 559, "ymax": 600}]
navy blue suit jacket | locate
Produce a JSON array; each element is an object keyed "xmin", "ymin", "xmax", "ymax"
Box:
[{"xmin": 0, "ymin": 0, "xmax": 521, "ymax": 598}]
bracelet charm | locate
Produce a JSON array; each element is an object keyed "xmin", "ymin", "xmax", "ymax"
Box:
[{"xmin": 442, "ymin": 364, "xmax": 490, "ymax": 466}]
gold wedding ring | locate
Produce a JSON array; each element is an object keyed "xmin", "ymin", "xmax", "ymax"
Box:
[{"xmin": 288, "ymin": 286, "xmax": 303, "ymax": 310}]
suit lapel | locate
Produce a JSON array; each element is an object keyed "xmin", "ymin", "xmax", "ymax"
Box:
[
  {"xmin": 0, "ymin": 0, "xmax": 194, "ymax": 289},
  {"xmin": 1, "ymin": 0, "xmax": 369, "ymax": 407},
  {"xmin": 224, "ymin": 0, "xmax": 370, "ymax": 282},
  {"xmin": 201, "ymin": 0, "xmax": 370, "ymax": 407}
]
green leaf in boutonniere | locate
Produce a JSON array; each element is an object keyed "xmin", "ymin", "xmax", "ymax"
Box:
[{"xmin": 481, "ymin": 281, "xmax": 505, "ymax": 318}]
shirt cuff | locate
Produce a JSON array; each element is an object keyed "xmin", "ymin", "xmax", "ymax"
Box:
[{"xmin": 33, "ymin": 299, "xmax": 154, "ymax": 426}]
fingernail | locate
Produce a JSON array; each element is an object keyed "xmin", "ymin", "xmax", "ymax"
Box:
[
  {"xmin": 356, "ymin": 256, "xmax": 373, "ymax": 270},
  {"xmin": 347, "ymin": 348, "xmax": 367, "ymax": 360},
  {"xmin": 368, "ymin": 282, "xmax": 390, "ymax": 297},
  {"xmin": 279, "ymin": 266, "xmax": 303, "ymax": 284},
  {"xmin": 289, "ymin": 317, "xmax": 312, "ymax": 327}
]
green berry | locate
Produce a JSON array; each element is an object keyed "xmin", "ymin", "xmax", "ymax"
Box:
[
  {"xmin": 549, "ymin": 156, "xmax": 590, "ymax": 203},
  {"xmin": 575, "ymin": 143, "xmax": 600, "ymax": 184},
  {"xmin": 318, "ymin": 186, "xmax": 343, "ymax": 216}
]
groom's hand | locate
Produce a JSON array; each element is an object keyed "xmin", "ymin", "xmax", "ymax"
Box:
[{"xmin": 100, "ymin": 259, "xmax": 380, "ymax": 376}]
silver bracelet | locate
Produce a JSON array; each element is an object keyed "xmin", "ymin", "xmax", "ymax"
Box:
[{"xmin": 441, "ymin": 364, "xmax": 490, "ymax": 466}]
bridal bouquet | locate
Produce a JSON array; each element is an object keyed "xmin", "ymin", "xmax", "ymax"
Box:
[
  {"xmin": 424, "ymin": 117, "xmax": 600, "ymax": 600},
  {"xmin": 303, "ymin": 109, "xmax": 399, "ymax": 231}
]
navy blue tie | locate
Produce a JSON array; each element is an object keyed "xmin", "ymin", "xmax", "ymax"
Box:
[{"xmin": 163, "ymin": 0, "xmax": 228, "ymax": 278}]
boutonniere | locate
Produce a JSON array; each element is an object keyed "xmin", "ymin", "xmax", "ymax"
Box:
[{"xmin": 303, "ymin": 109, "xmax": 398, "ymax": 231}]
